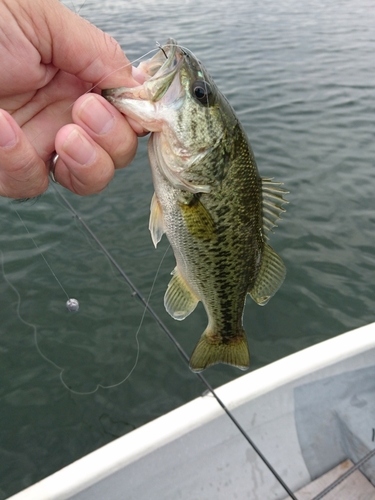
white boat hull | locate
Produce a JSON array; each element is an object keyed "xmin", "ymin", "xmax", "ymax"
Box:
[{"xmin": 8, "ymin": 322, "xmax": 375, "ymax": 500}]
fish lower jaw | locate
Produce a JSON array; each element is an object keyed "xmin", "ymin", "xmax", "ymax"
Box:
[
  {"xmin": 103, "ymin": 86, "xmax": 149, "ymax": 101},
  {"xmin": 108, "ymin": 102, "xmax": 163, "ymax": 133}
]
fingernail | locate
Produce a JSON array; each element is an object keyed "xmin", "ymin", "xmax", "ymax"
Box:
[
  {"xmin": 79, "ymin": 96, "xmax": 115, "ymax": 135},
  {"xmin": 0, "ymin": 111, "xmax": 17, "ymax": 148},
  {"xmin": 63, "ymin": 129, "xmax": 96, "ymax": 166}
]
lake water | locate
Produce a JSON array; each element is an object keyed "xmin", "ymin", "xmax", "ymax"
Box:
[{"xmin": 1, "ymin": 0, "xmax": 374, "ymax": 496}]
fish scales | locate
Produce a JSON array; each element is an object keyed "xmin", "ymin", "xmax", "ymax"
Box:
[
  {"xmin": 156, "ymin": 124, "xmax": 262, "ymax": 324},
  {"xmin": 103, "ymin": 39, "xmax": 287, "ymax": 371}
]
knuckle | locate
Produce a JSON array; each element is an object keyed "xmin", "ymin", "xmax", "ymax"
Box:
[
  {"xmin": 0, "ymin": 147, "xmax": 48, "ymax": 198},
  {"xmin": 103, "ymin": 34, "xmax": 124, "ymax": 62}
]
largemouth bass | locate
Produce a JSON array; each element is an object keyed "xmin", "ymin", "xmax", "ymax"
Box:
[{"xmin": 103, "ymin": 39, "xmax": 287, "ymax": 372}]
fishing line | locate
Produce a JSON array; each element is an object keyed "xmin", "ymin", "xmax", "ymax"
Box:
[
  {"xmin": 50, "ymin": 184, "xmax": 298, "ymax": 500},
  {"xmin": 60, "ymin": 241, "xmax": 171, "ymax": 395},
  {"xmin": 31, "ymin": 41, "xmax": 199, "ymax": 153},
  {"xmin": 32, "ymin": 40, "xmax": 209, "ymax": 152},
  {"xmin": 0, "ymin": 249, "xmax": 64, "ymax": 372},
  {"xmin": 98, "ymin": 243, "xmax": 172, "ymax": 389},
  {"xmin": 29, "ymin": 47, "xmax": 159, "ymax": 149},
  {"xmin": 10, "ymin": 203, "xmax": 73, "ymax": 305},
  {"xmin": 82, "ymin": 47, "xmax": 159, "ymax": 92},
  {"xmin": 71, "ymin": 0, "xmax": 87, "ymax": 15},
  {"xmin": 7, "ymin": 199, "xmax": 170, "ymax": 395}
]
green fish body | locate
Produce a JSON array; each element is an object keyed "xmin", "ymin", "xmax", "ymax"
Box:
[{"xmin": 103, "ymin": 39, "xmax": 287, "ymax": 372}]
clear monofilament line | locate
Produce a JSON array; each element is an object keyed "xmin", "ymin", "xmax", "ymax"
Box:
[
  {"xmin": 0, "ymin": 248, "xmax": 64, "ymax": 372},
  {"xmin": 8, "ymin": 198, "xmax": 145, "ymax": 394},
  {"xmin": 11, "ymin": 203, "xmax": 70, "ymax": 301},
  {"xmin": 29, "ymin": 47, "xmax": 160, "ymax": 149}
]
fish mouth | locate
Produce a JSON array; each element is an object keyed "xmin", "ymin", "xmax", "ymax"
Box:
[
  {"xmin": 102, "ymin": 39, "xmax": 183, "ymax": 103},
  {"xmin": 139, "ymin": 39, "xmax": 180, "ymax": 80}
]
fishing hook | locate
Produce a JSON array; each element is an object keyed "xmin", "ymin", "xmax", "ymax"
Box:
[{"xmin": 156, "ymin": 41, "xmax": 168, "ymax": 59}]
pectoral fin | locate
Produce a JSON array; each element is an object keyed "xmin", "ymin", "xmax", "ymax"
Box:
[
  {"xmin": 149, "ymin": 193, "xmax": 165, "ymax": 248},
  {"xmin": 179, "ymin": 195, "xmax": 216, "ymax": 241},
  {"xmin": 164, "ymin": 267, "xmax": 199, "ymax": 320},
  {"xmin": 249, "ymin": 243, "xmax": 286, "ymax": 306}
]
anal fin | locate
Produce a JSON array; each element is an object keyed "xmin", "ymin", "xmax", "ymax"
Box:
[
  {"xmin": 164, "ymin": 267, "xmax": 199, "ymax": 320},
  {"xmin": 249, "ymin": 243, "xmax": 286, "ymax": 306}
]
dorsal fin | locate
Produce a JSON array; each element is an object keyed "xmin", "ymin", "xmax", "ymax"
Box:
[{"xmin": 262, "ymin": 177, "xmax": 288, "ymax": 239}]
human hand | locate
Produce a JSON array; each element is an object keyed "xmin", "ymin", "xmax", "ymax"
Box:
[{"xmin": 0, "ymin": 0, "xmax": 144, "ymax": 198}]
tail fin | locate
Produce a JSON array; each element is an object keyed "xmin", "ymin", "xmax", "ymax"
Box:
[{"xmin": 189, "ymin": 328, "xmax": 250, "ymax": 372}]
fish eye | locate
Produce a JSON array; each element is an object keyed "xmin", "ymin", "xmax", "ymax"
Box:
[{"xmin": 192, "ymin": 80, "xmax": 212, "ymax": 106}]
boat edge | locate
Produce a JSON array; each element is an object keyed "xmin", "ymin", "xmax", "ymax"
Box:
[{"xmin": 7, "ymin": 322, "xmax": 375, "ymax": 500}]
